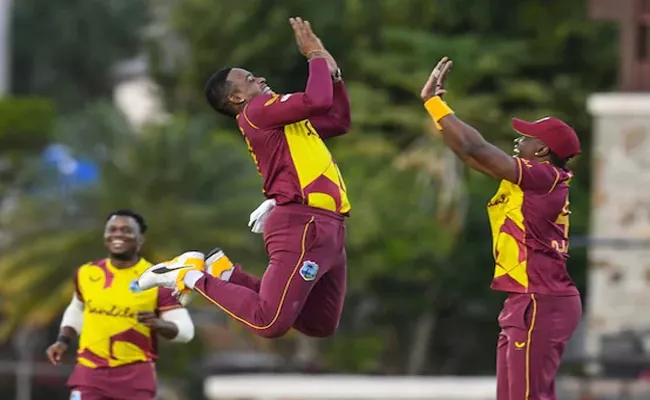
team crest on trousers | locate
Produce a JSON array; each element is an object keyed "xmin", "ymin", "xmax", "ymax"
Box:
[{"xmin": 299, "ymin": 261, "xmax": 319, "ymax": 281}]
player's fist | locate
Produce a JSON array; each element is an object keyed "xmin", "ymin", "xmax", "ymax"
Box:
[
  {"xmin": 46, "ymin": 342, "xmax": 68, "ymax": 365},
  {"xmin": 136, "ymin": 311, "xmax": 160, "ymax": 329},
  {"xmin": 290, "ymin": 17, "xmax": 325, "ymax": 57}
]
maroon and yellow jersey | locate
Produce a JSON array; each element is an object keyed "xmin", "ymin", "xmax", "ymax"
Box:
[
  {"xmin": 73, "ymin": 258, "xmax": 181, "ymax": 368},
  {"xmin": 487, "ymin": 158, "xmax": 579, "ymax": 295},
  {"xmin": 236, "ymin": 57, "xmax": 351, "ymax": 215}
]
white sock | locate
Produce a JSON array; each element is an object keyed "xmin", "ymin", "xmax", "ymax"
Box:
[
  {"xmin": 220, "ymin": 268, "xmax": 233, "ymax": 281},
  {"xmin": 183, "ymin": 270, "xmax": 205, "ymax": 289}
]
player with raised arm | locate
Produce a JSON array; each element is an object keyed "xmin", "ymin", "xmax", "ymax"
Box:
[
  {"xmin": 45, "ymin": 210, "xmax": 195, "ymax": 400},
  {"xmin": 420, "ymin": 58, "xmax": 582, "ymax": 400},
  {"xmin": 134, "ymin": 17, "xmax": 350, "ymax": 339}
]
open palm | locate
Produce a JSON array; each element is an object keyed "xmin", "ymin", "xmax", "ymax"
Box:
[{"xmin": 420, "ymin": 57, "xmax": 453, "ymax": 101}]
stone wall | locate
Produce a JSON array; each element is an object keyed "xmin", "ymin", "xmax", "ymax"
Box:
[{"xmin": 586, "ymin": 93, "xmax": 650, "ymax": 361}]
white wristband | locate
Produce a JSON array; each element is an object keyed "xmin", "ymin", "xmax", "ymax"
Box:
[{"xmin": 183, "ymin": 270, "xmax": 205, "ymax": 289}]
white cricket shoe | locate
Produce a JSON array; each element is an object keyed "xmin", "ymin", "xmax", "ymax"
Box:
[
  {"xmin": 133, "ymin": 251, "xmax": 206, "ymax": 293},
  {"xmin": 205, "ymin": 247, "xmax": 235, "ymax": 279}
]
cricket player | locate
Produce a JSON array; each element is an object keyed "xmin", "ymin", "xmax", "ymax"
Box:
[
  {"xmin": 420, "ymin": 57, "xmax": 582, "ymax": 400},
  {"xmin": 134, "ymin": 17, "xmax": 350, "ymax": 339},
  {"xmin": 45, "ymin": 210, "xmax": 195, "ymax": 400}
]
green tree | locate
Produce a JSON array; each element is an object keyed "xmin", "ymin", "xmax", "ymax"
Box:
[
  {"xmin": 11, "ymin": 0, "xmax": 149, "ymax": 111},
  {"xmin": 0, "ymin": 0, "xmax": 620, "ymax": 376},
  {"xmin": 0, "ymin": 104, "xmax": 265, "ymax": 337},
  {"xmin": 143, "ymin": 0, "xmax": 619, "ymax": 374},
  {"xmin": 0, "ymin": 97, "xmax": 55, "ymax": 201}
]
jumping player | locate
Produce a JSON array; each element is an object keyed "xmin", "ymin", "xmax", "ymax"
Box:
[
  {"xmin": 134, "ymin": 17, "xmax": 350, "ymax": 339},
  {"xmin": 45, "ymin": 210, "xmax": 195, "ymax": 400},
  {"xmin": 420, "ymin": 57, "xmax": 582, "ymax": 400}
]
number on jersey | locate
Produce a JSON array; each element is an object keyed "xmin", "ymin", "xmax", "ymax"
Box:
[{"xmin": 552, "ymin": 196, "xmax": 570, "ymax": 253}]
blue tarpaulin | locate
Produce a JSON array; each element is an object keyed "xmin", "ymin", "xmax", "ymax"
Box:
[{"xmin": 42, "ymin": 144, "xmax": 99, "ymax": 188}]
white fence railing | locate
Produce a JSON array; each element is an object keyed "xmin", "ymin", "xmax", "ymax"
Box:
[
  {"xmin": 204, "ymin": 375, "xmax": 495, "ymax": 400},
  {"xmin": 204, "ymin": 374, "xmax": 650, "ymax": 400}
]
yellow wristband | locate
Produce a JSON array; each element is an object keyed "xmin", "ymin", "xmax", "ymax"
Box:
[{"xmin": 424, "ymin": 96, "xmax": 454, "ymax": 130}]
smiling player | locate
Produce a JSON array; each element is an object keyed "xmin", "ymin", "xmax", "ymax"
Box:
[
  {"xmin": 45, "ymin": 210, "xmax": 195, "ymax": 400},
  {"xmin": 134, "ymin": 17, "xmax": 350, "ymax": 339},
  {"xmin": 420, "ymin": 58, "xmax": 582, "ymax": 400}
]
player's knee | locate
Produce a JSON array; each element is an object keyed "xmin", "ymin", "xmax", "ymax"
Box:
[
  {"xmin": 297, "ymin": 320, "xmax": 339, "ymax": 338},
  {"xmin": 306, "ymin": 327, "xmax": 336, "ymax": 338},
  {"xmin": 257, "ymin": 323, "xmax": 292, "ymax": 339},
  {"xmin": 315, "ymin": 322, "xmax": 338, "ymax": 337},
  {"xmin": 251, "ymin": 306, "xmax": 294, "ymax": 338}
]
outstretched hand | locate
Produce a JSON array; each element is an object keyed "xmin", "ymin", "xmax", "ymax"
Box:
[
  {"xmin": 420, "ymin": 57, "xmax": 453, "ymax": 101},
  {"xmin": 290, "ymin": 17, "xmax": 325, "ymax": 57},
  {"xmin": 289, "ymin": 17, "xmax": 339, "ymax": 76}
]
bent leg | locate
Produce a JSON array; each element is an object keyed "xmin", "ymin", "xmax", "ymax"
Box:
[
  {"xmin": 228, "ymin": 265, "xmax": 262, "ymax": 292},
  {"xmin": 206, "ymin": 250, "xmax": 262, "ymax": 292},
  {"xmin": 193, "ymin": 216, "xmax": 332, "ymax": 338},
  {"xmin": 293, "ymin": 249, "xmax": 346, "ymax": 337}
]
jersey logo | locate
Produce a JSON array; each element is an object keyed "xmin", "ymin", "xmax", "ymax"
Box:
[
  {"xmin": 70, "ymin": 390, "xmax": 81, "ymax": 400},
  {"xmin": 280, "ymin": 94, "xmax": 292, "ymax": 102},
  {"xmin": 514, "ymin": 341, "xmax": 526, "ymax": 349},
  {"xmin": 299, "ymin": 261, "xmax": 319, "ymax": 281},
  {"xmin": 129, "ymin": 279, "xmax": 141, "ymax": 292}
]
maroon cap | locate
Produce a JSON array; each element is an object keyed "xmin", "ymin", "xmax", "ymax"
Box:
[{"xmin": 512, "ymin": 117, "xmax": 581, "ymax": 160}]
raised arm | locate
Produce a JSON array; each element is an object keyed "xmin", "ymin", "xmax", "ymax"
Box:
[
  {"xmin": 245, "ymin": 56, "xmax": 334, "ymax": 129},
  {"xmin": 420, "ymin": 57, "xmax": 517, "ymax": 182},
  {"xmin": 432, "ymin": 107, "xmax": 517, "ymax": 181},
  {"xmin": 245, "ymin": 18, "xmax": 337, "ymax": 129},
  {"xmin": 310, "ymin": 79, "xmax": 351, "ymax": 139}
]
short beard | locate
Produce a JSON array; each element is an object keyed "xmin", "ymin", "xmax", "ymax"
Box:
[{"xmin": 110, "ymin": 251, "xmax": 137, "ymax": 262}]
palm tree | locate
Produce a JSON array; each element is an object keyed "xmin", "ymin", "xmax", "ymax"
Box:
[
  {"xmin": 0, "ymin": 103, "xmax": 266, "ymax": 337},
  {"xmin": 393, "ymin": 117, "xmax": 469, "ymax": 375},
  {"xmin": 395, "ymin": 117, "xmax": 468, "ymax": 235}
]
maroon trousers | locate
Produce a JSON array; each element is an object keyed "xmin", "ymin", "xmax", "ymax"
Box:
[
  {"xmin": 496, "ymin": 293, "xmax": 582, "ymax": 400},
  {"xmin": 68, "ymin": 362, "xmax": 156, "ymax": 400},
  {"xmin": 193, "ymin": 203, "xmax": 347, "ymax": 338}
]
